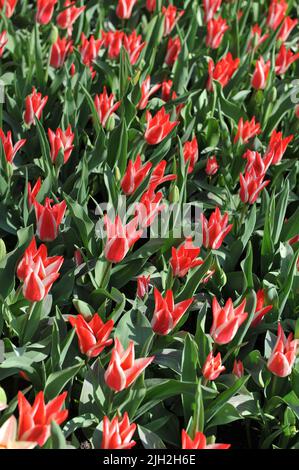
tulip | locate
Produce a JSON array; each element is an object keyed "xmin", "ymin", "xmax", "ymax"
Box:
[
  {"xmin": 278, "ymin": 16, "xmax": 298, "ymax": 41},
  {"xmin": 0, "ymin": 129, "xmax": 26, "ymax": 164},
  {"xmin": 234, "ymin": 117, "xmax": 261, "ymax": 144},
  {"xmin": 28, "ymin": 178, "xmax": 42, "ymax": 208},
  {"xmin": 148, "ymin": 160, "xmax": 177, "ymax": 192},
  {"xmin": 265, "ymin": 129, "xmax": 293, "ymax": 165},
  {"xmin": 232, "ymin": 359, "xmax": 244, "ymax": 378},
  {"xmin": 69, "ymin": 314, "xmax": 114, "ymax": 358},
  {"xmin": 266, "ymin": 0, "xmax": 288, "ymax": 31},
  {"xmin": 248, "ymin": 25, "xmax": 269, "ymax": 51},
  {"xmin": 146, "ymin": 0, "xmax": 156, "ymax": 12},
  {"xmin": 203, "ymin": 0, "xmax": 222, "ymax": 23},
  {"xmin": 201, "ymin": 207, "xmax": 233, "ymax": 250},
  {"xmin": 56, "ymin": 0, "xmax": 86, "ymax": 36},
  {"xmin": 207, "ymin": 53, "xmax": 240, "ymax": 91},
  {"xmin": 145, "ymin": 107, "xmax": 179, "ymax": 145},
  {"xmin": 151, "ymin": 288, "xmax": 193, "ymax": 335},
  {"xmin": 137, "ymin": 76, "xmax": 161, "ymax": 110},
  {"xmin": 275, "ymin": 44, "xmax": 299, "ymax": 75},
  {"xmin": 48, "ymin": 125, "xmax": 75, "ymax": 164},
  {"xmin": 182, "ymin": 430, "xmax": 230, "ymax": 450},
  {"xmin": 0, "ymin": 0, "xmax": 18, "ymax": 18},
  {"xmin": 123, "ymin": 30, "xmax": 145, "ymax": 65},
  {"xmin": 0, "ymin": 30, "xmax": 7, "ymax": 57},
  {"xmin": 251, "ymin": 289, "xmax": 273, "ymax": 327},
  {"xmin": 210, "ymin": 297, "xmax": 248, "ymax": 345},
  {"xmin": 202, "ymin": 351, "xmax": 225, "ymax": 381},
  {"xmin": 251, "ymin": 57, "xmax": 271, "ymax": 90},
  {"xmin": 0, "ymin": 416, "xmax": 37, "ymax": 449},
  {"xmin": 161, "ymin": 79, "xmax": 174, "ymax": 102},
  {"xmin": 137, "ymin": 275, "xmax": 151, "ymax": 298},
  {"xmin": 205, "ymin": 155, "xmax": 219, "ymax": 176},
  {"xmin": 170, "ymin": 237, "xmax": 203, "ymax": 278},
  {"xmin": 162, "ymin": 5, "xmax": 184, "ymax": 37},
  {"xmin": 165, "ymin": 36, "xmax": 181, "ymax": 66},
  {"xmin": 24, "ymin": 87, "xmax": 48, "ymax": 127},
  {"xmin": 34, "ymin": 197, "xmax": 66, "ymax": 242},
  {"xmin": 104, "ymin": 337, "xmax": 154, "ymax": 392},
  {"xmin": 50, "ymin": 36, "xmax": 72, "ymax": 68},
  {"xmin": 18, "ymin": 391, "xmax": 68, "ymax": 447},
  {"xmin": 242, "ymin": 149, "xmax": 273, "ymax": 174},
  {"xmin": 94, "ymin": 87, "xmax": 121, "ymax": 129},
  {"xmin": 104, "ymin": 215, "xmax": 143, "ymax": 263},
  {"xmin": 121, "ymin": 155, "xmax": 152, "ymax": 195},
  {"xmin": 79, "ymin": 33, "xmax": 102, "ymax": 68},
  {"xmin": 183, "ymin": 137, "xmax": 199, "ymax": 173},
  {"xmin": 102, "ymin": 30, "xmax": 124, "ymax": 59},
  {"xmin": 36, "ymin": 0, "xmax": 57, "ymax": 25},
  {"xmin": 206, "ymin": 17, "xmax": 229, "ymax": 49},
  {"xmin": 116, "ymin": 0, "xmax": 137, "ymax": 19},
  {"xmin": 101, "ymin": 413, "xmax": 136, "ymax": 449},
  {"xmin": 267, "ymin": 323, "xmax": 299, "ymax": 377},
  {"xmin": 239, "ymin": 167, "xmax": 270, "ymax": 204},
  {"xmin": 135, "ymin": 189, "xmax": 165, "ymax": 229}
]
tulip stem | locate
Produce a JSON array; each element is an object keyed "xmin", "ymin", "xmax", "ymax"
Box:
[
  {"xmin": 106, "ymin": 388, "xmax": 114, "ymax": 416},
  {"xmin": 270, "ymin": 375, "xmax": 278, "ymax": 398}
]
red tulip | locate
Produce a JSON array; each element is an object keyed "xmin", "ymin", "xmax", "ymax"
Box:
[
  {"xmin": 135, "ymin": 189, "xmax": 165, "ymax": 229},
  {"xmin": 248, "ymin": 25, "xmax": 269, "ymax": 51},
  {"xmin": 104, "ymin": 215, "xmax": 143, "ymax": 263},
  {"xmin": 205, "ymin": 155, "xmax": 219, "ymax": 176},
  {"xmin": 202, "ymin": 351, "xmax": 226, "ymax": 381},
  {"xmin": 201, "ymin": 207, "xmax": 233, "ymax": 250},
  {"xmin": 36, "ymin": 0, "xmax": 57, "ymax": 25},
  {"xmin": 234, "ymin": 117, "xmax": 261, "ymax": 144},
  {"xmin": 48, "ymin": 125, "xmax": 75, "ymax": 164},
  {"xmin": 278, "ymin": 16, "xmax": 298, "ymax": 41},
  {"xmin": 102, "ymin": 30, "xmax": 124, "ymax": 59},
  {"xmin": 0, "ymin": 30, "xmax": 8, "ymax": 57},
  {"xmin": 146, "ymin": 0, "xmax": 156, "ymax": 12},
  {"xmin": 145, "ymin": 107, "xmax": 179, "ymax": 145},
  {"xmin": 242, "ymin": 149, "xmax": 273, "ymax": 174},
  {"xmin": 18, "ymin": 391, "xmax": 68, "ymax": 447},
  {"xmin": 210, "ymin": 297, "xmax": 248, "ymax": 345},
  {"xmin": 104, "ymin": 337, "xmax": 154, "ymax": 392},
  {"xmin": 24, "ymin": 87, "xmax": 48, "ymax": 127},
  {"xmin": 207, "ymin": 53, "xmax": 240, "ymax": 91},
  {"xmin": 116, "ymin": 0, "xmax": 137, "ymax": 19},
  {"xmin": 162, "ymin": 5, "xmax": 184, "ymax": 37},
  {"xmin": 183, "ymin": 137, "xmax": 199, "ymax": 173},
  {"xmin": 0, "ymin": 0, "xmax": 18, "ymax": 18},
  {"xmin": 0, "ymin": 415, "xmax": 37, "ymax": 449},
  {"xmin": 34, "ymin": 197, "xmax": 67, "ymax": 242},
  {"xmin": 251, "ymin": 289, "xmax": 273, "ymax": 327},
  {"xmin": 232, "ymin": 359, "xmax": 244, "ymax": 378},
  {"xmin": 206, "ymin": 17, "xmax": 229, "ymax": 49},
  {"xmin": 265, "ymin": 129, "xmax": 293, "ymax": 165},
  {"xmin": 203, "ymin": 0, "xmax": 222, "ymax": 23},
  {"xmin": 267, "ymin": 0, "xmax": 288, "ymax": 31},
  {"xmin": 170, "ymin": 237, "xmax": 203, "ymax": 278},
  {"xmin": 267, "ymin": 323, "xmax": 299, "ymax": 377},
  {"xmin": 252, "ymin": 57, "xmax": 271, "ymax": 90},
  {"xmin": 137, "ymin": 76, "xmax": 161, "ymax": 110},
  {"xmin": 56, "ymin": 0, "xmax": 86, "ymax": 36},
  {"xmin": 137, "ymin": 275, "xmax": 151, "ymax": 298},
  {"xmin": 151, "ymin": 288, "xmax": 193, "ymax": 335},
  {"xmin": 28, "ymin": 178, "xmax": 42, "ymax": 208},
  {"xmin": 275, "ymin": 44, "xmax": 299, "ymax": 75},
  {"xmin": 123, "ymin": 30, "xmax": 145, "ymax": 65},
  {"xmin": 94, "ymin": 87, "xmax": 121, "ymax": 128},
  {"xmin": 239, "ymin": 167, "xmax": 270, "ymax": 204},
  {"xmin": 79, "ymin": 33, "xmax": 102, "ymax": 68},
  {"xmin": 50, "ymin": 36, "xmax": 72, "ymax": 68},
  {"xmin": 182, "ymin": 430, "xmax": 230, "ymax": 450},
  {"xmin": 161, "ymin": 79, "xmax": 174, "ymax": 102},
  {"xmin": 148, "ymin": 160, "xmax": 177, "ymax": 192},
  {"xmin": 121, "ymin": 155, "xmax": 152, "ymax": 195},
  {"xmin": 101, "ymin": 413, "xmax": 136, "ymax": 449},
  {"xmin": 0, "ymin": 129, "xmax": 26, "ymax": 164},
  {"xmin": 165, "ymin": 36, "xmax": 181, "ymax": 66},
  {"xmin": 69, "ymin": 314, "xmax": 114, "ymax": 358}
]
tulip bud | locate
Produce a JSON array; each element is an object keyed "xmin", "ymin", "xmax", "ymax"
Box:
[
  {"xmin": 269, "ymin": 86, "xmax": 277, "ymax": 102},
  {"xmin": 169, "ymin": 184, "xmax": 180, "ymax": 203},
  {"xmin": 105, "ymin": 115, "xmax": 115, "ymax": 131},
  {"xmin": 114, "ymin": 166, "xmax": 121, "ymax": 182},
  {"xmin": 49, "ymin": 25, "xmax": 59, "ymax": 45},
  {"xmin": 0, "ymin": 239, "xmax": 6, "ymax": 262}
]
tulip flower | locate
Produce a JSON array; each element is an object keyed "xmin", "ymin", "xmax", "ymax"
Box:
[
  {"xmin": 161, "ymin": 79, "xmax": 174, "ymax": 102},
  {"xmin": 251, "ymin": 57, "xmax": 271, "ymax": 90},
  {"xmin": 69, "ymin": 314, "xmax": 114, "ymax": 358},
  {"xmin": 104, "ymin": 337, "xmax": 154, "ymax": 392},
  {"xmin": 101, "ymin": 413, "xmax": 136, "ymax": 449},
  {"xmin": 170, "ymin": 237, "xmax": 203, "ymax": 278},
  {"xmin": 0, "ymin": 416, "xmax": 37, "ymax": 449},
  {"xmin": 182, "ymin": 430, "xmax": 230, "ymax": 450},
  {"xmin": 34, "ymin": 198, "xmax": 67, "ymax": 242},
  {"xmin": 206, "ymin": 17, "xmax": 229, "ymax": 49},
  {"xmin": 203, "ymin": 0, "xmax": 222, "ymax": 23},
  {"xmin": 232, "ymin": 359, "xmax": 244, "ymax": 378},
  {"xmin": 162, "ymin": 5, "xmax": 184, "ymax": 37},
  {"xmin": 94, "ymin": 87, "xmax": 121, "ymax": 129},
  {"xmin": 183, "ymin": 137, "xmax": 199, "ymax": 173},
  {"xmin": 0, "ymin": 30, "xmax": 7, "ymax": 57},
  {"xmin": 267, "ymin": 323, "xmax": 299, "ymax": 377},
  {"xmin": 56, "ymin": 0, "xmax": 86, "ymax": 36},
  {"xmin": 137, "ymin": 76, "xmax": 161, "ymax": 110},
  {"xmin": 146, "ymin": 0, "xmax": 156, "ymax": 12},
  {"xmin": 79, "ymin": 33, "xmax": 102, "ymax": 68},
  {"xmin": 151, "ymin": 288, "xmax": 193, "ymax": 335},
  {"xmin": 121, "ymin": 155, "xmax": 152, "ymax": 195},
  {"xmin": 123, "ymin": 30, "xmax": 145, "ymax": 65},
  {"xmin": 18, "ymin": 391, "xmax": 68, "ymax": 447},
  {"xmin": 205, "ymin": 155, "xmax": 219, "ymax": 176},
  {"xmin": 210, "ymin": 297, "xmax": 248, "ymax": 345},
  {"xmin": 145, "ymin": 107, "xmax": 179, "ymax": 145},
  {"xmin": 0, "ymin": 129, "xmax": 26, "ymax": 164},
  {"xmin": 36, "ymin": 0, "xmax": 57, "ymax": 25},
  {"xmin": 148, "ymin": 160, "xmax": 177, "ymax": 192},
  {"xmin": 135, "ymin": 189, "xmax": 165, "ymax": 229},
  {"xmin": 0, "ymin": 0, "xmax": 18, "ymax": 18},
  {"xmin": 242, "ymin": 149, "xmax": 273, "ymax": 174},
  {"xmin": 28, "ymin": 178, "xmax": 42, "ymax": 208},
  {"xmin": 202, "ymin": 351, "xmax": 226, "ymax": 381},
  {"xmin": 201, "ymin": 207, "xmax": 233, "ymax": 250},
  {"xmin": 24, "ymin": 87, "xmax": 48, "ymax": 127},
  {"xmin": 137, "ymin": 275, "xmax": 151, "ymax": 298},
  {"xmin": 251, "ymin": 289, "xmax": 273, "ymax": 327},
  {"xmin": 116, "ymin": 0, "xmax": 137, "ymax": 19},
  {"xmin": 278, "ymin": 16, "xmax": 298, "ymax": 41},
  {"xmin": 207, "ymin": 53, "xmax": 240, "ymax": 91},
  {"xmin": 234, "ymin": 117, "xmax": 261, "ymax": 144},
  {"xmin": 165, "ymin": 36, "xmax": 181, "ymax": 66},
  {"xmin": 267, "ymin": 0, "xmax": 288, "ymax": 31},
  {"xmin": 48, "ymin": 125, "xmax": 75, "ymax": 164},
  {"xmin": 102, "ymin": 30, "xmax": 124, "ymax": 59},
  {"xmin": 239, "ymin": 167, "xmax": 270, "ymax": 204},
  {"xmin": 265, "ymin": 129, "xmax": 293, "ymax": 165},
  {"xmin": 248, "ymin": 25, "xmax": 269, "ymax": 51},
  {"xmin": 275, "ymin": 44, "xmax": 299, "ymax": 75},
  {"xmin": 50, "ymin": 36, "xmax": 72, "ymax": 68},
  {"xmin": 104, "ymin": 215, "xmax": 143, "ymax": 263}
]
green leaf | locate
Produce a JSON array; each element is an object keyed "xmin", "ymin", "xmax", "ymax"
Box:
[
  {"xmin": 181, "ymin": 334, "xmax": 198, "ymax": 424},
  {"xmin": 138, "ymin": 425, "xmax": 166, "ymax": 449},
  {"xmin": 45, "ymin": 362, "xmax": 83, "ymax": 400}
]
